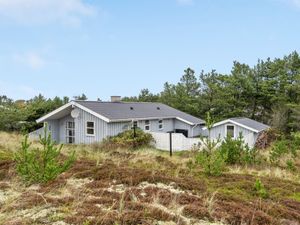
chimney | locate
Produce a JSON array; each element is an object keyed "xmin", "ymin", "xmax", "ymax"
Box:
[{"xmin": 111, "ymin": 96, "xmax": 121, "ymax": 102}]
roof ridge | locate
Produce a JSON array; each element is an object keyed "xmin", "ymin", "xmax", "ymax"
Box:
[{"xmin": 74, "ymin": 100, "xmax": 163, "ymax": 104}]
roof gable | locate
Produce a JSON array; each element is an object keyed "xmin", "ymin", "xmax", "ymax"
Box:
[{"xmin": 206, "ymin": 117, "xmax": 270, "ymax": 133}]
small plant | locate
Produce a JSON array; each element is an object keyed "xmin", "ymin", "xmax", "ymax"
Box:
[
  {"xmin": 186, "ymin": 159, "xmax": 195, "ymax": 172},
  {"xmin": 196, "ymin": 112, "xmax": 225, "ymax": 176},
  {"xmin": 196, "ymin": 150, "xmax": 225, "ymax": 176},
  {"xmin": 82, "ymin": 220, "xmax": 91, "ymax": 225},
  {"xmin": 15, "ymin": 127, "xmax": 75, "ymax": 184},
  {"xmin": 269, "ymin": 139, "xmax": 290, "ymax": 164},
  {"xmin": 286, "ymin": 159, "xmax": 296, "ymax": 172},
  {"xmin": 253, "ymin": 179, "xmax": 268, "ymax": 199}
]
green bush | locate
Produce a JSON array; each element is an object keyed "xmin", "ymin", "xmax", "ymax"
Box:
[
  {"xmin": 100, "ymin": 129, "xmax": 154, "ymax": 150},
  {"xmin": 269, "ymin": 139, "xmax": 290, "ymax": 164},
  {"xmin": 253, "ymin": 179, "xmax": 268, "ymax": 199},
  {"xmin": 269, "ymin": 137, "xmax": 299, "ymax": 165},
  {"xmin": 15, "ymin": 128, "xmax": 75, "ymax": 184},
  {"xmin": 196, "ymin": 150, "xmax": 226, "ymax": 176},
  {"xmin": 219, "ymin": 133, "xmax": 260, "ymax": 165}
]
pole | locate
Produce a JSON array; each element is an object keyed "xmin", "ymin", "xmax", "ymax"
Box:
[
  {"xmin": 133, "ymin": 124, "xmax": 136, "ymax": 138},
  {"xmin": 169, "ymin": 132, "xmax": 172, "ymax": 157}
]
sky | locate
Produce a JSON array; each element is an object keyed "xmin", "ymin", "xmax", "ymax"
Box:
[{"xmin": 0, "ymin": 0, "xmax": 300, "ymax": 101}]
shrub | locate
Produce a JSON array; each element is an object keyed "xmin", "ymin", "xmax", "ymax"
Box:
[
  {"xmin": 269, "ymin": 139, "xmax": 290, "ymax": 164},
  {"xmin": 195, "ymin": 112, "xmax": 226, "ymax": 176},
  {"xmin": 196, "ymin": 150, "xmax": 226, "ymax": 176},
  {"xmin": 100, "ymin": 129, "xmax": 154, "ymax": 150},
  {"xmin": 269, "ymin": 135, "xmax": 299, "ymax": 165},
  {"xmin": 15, "ymin": 128, "xmax": 75, "ymax": 184},
  {"xmin": 253, "ymin": 179, "xmax": 268, "ymax": 199},
  {"xmin": 219, "ymin": 133, "xmax": 260, "ymax": 165}
]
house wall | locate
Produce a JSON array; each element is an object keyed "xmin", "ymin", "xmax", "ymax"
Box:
[
  {"xmin": 137, "ymin": 118, "xmax": 174, "ymax": 133},
  {"xmin": 73, "ymin": 107, "xmax": 108, "ymax": 144},
  {"xmin": 209, "ymin": 122, "xmax": 257, "ymax": 148},
  {"xmin": 45, "ymin": 106, "xmax": 202, "ymax": 144},
  {"xmin": 47, "ymin": 120, "xmax": 59, "ymax": 142},
  {"xmin": 58, "ymin": 115, "xmax": 74, "ymax": 144},
  {"xmin": 46, "ymin": 107, "xmax": 108, "ymax": 144}
]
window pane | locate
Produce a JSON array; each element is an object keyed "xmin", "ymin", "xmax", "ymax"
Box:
[
  {"xmin": 68, "ymin": 130, "xmax": 73, "ymax": 136},
  {"xmin": 87, "ymin": 128, "xmax": 94, "ymax": 135},
  {"xmin": 145, "ymin": 120, "xmax": 150, "ymax": 125},
  {"xmin": 227, "ymin": 126, "xmax": 234, "ymax": 138},
  {"xmin": 87, "ymin": 122, "xmax": 94, "ymax": 128},
  {"xmin": 145, "ymin": 125, "xmax": 150, "ymax": 131}
]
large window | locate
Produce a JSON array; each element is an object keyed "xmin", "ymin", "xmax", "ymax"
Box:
[
  {"xmin": 145, "ymin": 120, "xmax": 150, "ymax": 131},
  {"xmin": 86, "ymin": 121, "xmax": 95, "ymax": 136},
  {"xmin": 158, "ymin": 119, "xmax": 163, "ymax": 130},
  {"xmin": 226, "ymin": 125, "xmax": 235, "ymax": 138}
]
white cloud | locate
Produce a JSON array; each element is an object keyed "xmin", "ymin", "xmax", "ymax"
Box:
[
  {"xmin": 176, "ymin": 0, "xmax": 194, "ymax": 6},
  {"xmin": 13, "ymin": 52, "xmax": 46, "ymax": 69},
  {"xmin": 0, "ymin": 0, "xmax": 96, "ymax": 26}
]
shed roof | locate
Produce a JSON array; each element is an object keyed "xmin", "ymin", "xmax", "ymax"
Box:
[
  {"xmin": 229, "ymin": 117, "xmax": 270, "ymax": 132},
  {"xmin": 208, "ymin": 117, "xmax": 270, "ymax": 133}
]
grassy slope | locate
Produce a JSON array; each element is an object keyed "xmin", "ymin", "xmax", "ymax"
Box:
[{"xmin": 0, "ymin": 132, "xmax": 300, "ymax": 225}]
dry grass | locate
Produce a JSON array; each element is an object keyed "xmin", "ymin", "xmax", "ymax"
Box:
[{"xmin": 0, "ymin": 132, "xmax": 300, "ymax": 225}]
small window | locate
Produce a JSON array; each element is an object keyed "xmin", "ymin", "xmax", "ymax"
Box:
[
  {"xmin": 145, "ymin": 120, "xmax": 150, "ymax": 131},
  {"xmin": 158, "ymin": 119, "xmax": 163, "ymax": 130},
  {"xmin": 226, "ymin": 125, "xmax": 235, "ymax": 138},
  {"xmin": 86, "ymin": 121, "xmax": 95, "ymax": 136}
]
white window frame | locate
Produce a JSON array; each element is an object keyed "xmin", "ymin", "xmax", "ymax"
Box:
[
  {"xmin": 86, "ymin": 121, "xmax": 95, "ymax": 136},
  {"xmin": 145, "ymin": 120, "xmax": 150, "ymax": 131},
  {"xmin": 158, "ymin": 119, "xmax": 163, "ymax": 130},
  {"xmin": 225, "ymin": 124, "xmax": 235, "ymax": 138}
]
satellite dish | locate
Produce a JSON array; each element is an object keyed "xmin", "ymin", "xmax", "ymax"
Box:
[{"xmin": 71, "ymin": 109, "xmax": 80, "ymax": 118}]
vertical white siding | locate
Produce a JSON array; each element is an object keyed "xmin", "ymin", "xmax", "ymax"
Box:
[
  {"xmin": 59, "ymin": 115, "xmax": 74, "ymax": 144},
  {"xmin": 74, "ymin": 108, "xmax": 108, "ymax": 144},
  {"xmin": 209, "ymin": 122, "xmax": 257, "ymax": 148},
  {"xmin": 47, "ymin": 120, "xmax": 59, "ymax": 142},
  {"xmin": 45, "ymin": 107, "xmax": 202, "ymax": 144}
]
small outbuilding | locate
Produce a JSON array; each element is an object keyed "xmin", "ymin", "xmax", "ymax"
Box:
[{"xmin": 206, "ymin": 117, "xmax": 270, "ymax": 148}]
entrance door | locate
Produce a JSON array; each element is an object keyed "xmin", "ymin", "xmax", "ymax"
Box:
[
  {"xmin": 175, "ymin": 129, "xmax": 188, "ymax": 137},
  {"xmin": 66, "ymin": 121, "xmax": 75, "ymax": 144}
]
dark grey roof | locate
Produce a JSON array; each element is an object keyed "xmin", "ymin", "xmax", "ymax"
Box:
[
  {"xmin": 75, "ymin": 101, "xmax": 204, "ymax": 125},
  {"xmin": 230, "ymin": 117, "xmax": 270, "ymax": 132}
]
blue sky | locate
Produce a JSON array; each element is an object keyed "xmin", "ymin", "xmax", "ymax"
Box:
[{"xmin": 0, "ymin": 0, "xmax": 299, "ymax": 101}]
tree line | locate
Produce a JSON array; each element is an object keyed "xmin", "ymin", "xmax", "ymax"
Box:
[
  {"xmin": 1, "ymin": 51, "xmax": 299, "ymax": 133},
  {"xmin": 123, "ymin": 51, "xmax": 300, "ymax": 133},
  {"xmin": 0, "ymin": 94, "xmax": 87, "ymax": 132}
]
